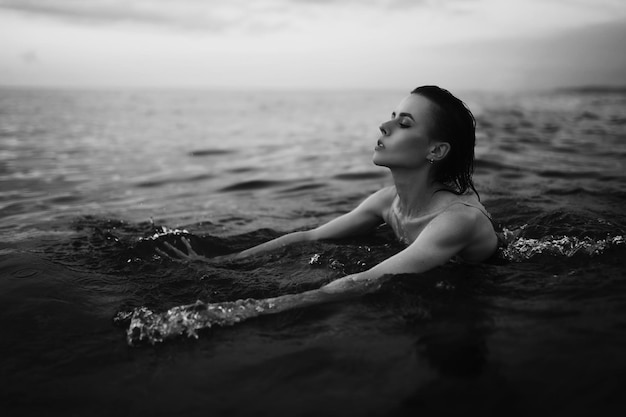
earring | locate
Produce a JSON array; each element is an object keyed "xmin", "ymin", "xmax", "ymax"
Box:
[{"xmin": 428, "ymin": 158, "xmax": 434, "ymax": 164}]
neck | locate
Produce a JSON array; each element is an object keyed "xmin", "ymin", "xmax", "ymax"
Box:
[{"xmin": 390, "ymin": 167, "xmax": 440, "ymax": 216}]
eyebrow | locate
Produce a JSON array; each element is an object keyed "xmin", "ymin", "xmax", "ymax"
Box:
[{"xmin": 392, "ymin": 112, "xmax": 415, "ymax": 121}]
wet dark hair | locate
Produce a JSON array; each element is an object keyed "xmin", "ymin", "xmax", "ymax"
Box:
[{"xmin": 411, "ymin": 85, "xmax": 479, "ymax": 198}]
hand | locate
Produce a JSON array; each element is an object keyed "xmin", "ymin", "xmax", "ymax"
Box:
[{"xmin": 155, "ymin": 236, "xmax": 210, "ymax": 264}]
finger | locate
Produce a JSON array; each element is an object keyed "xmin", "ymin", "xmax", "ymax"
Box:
[
  {"xmin": 181, "ymin": 237, "xmax": 198, "ymax": 256},
  {"xmin": 163, "ymin": 241, "xmax": 190, "ymax": 258},
  {"xmin": 155, "ymin": 247, "xmax": 182, "ymax": 263},
  {"xmin": 163, "ymin": 241, "xmax": 189, "ymax": 258}
]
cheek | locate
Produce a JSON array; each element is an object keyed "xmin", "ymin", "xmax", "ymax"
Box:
[{"xmin": 398, "ymin": 134, "xmax": 429, "ymax": 155}]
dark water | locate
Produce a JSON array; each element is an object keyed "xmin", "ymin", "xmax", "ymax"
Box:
[{"xmin": 1, "ymin": 87, "xmax": 625, "ymax": 416}]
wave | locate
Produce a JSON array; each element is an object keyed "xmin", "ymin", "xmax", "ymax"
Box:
[
  {"xmin": 332, "ymin": 171, "xmax": 388, "ymax": 181},
  {"xmin": 473, "ymin": 158, "xmax": 521, "ymax": 172},
  {"xmin": 135, "ymin": 173, "xmax": 214, "ymax": 188},
  {"xmin": 188, "ymin": 149, "xmax": 235, "ymax": 157},
  {"xmin": 609, "ymin": 116, "xmax": 626, "ymax": 125},
  {"xmin": 278, "ymin": 183, "xmax": 326, "ymax": 194},
  {"xmin": 218, "ymin": 179, "xmax": 294, "ymax": 192},
  {"xmin": 536, "ymin": 170, "xmax": 602, "ymax": 179},
  {"xmin": 575, "ymin": 111, "xmax": 601, "ymax": 121}
]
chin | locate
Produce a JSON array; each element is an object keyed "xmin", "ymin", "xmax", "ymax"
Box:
[{"xmin": 372, "ymin": 153, "xmax": 391, "ymax": 168}]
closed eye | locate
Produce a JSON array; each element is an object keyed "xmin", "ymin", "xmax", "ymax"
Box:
[
  {"xmin": 389, "ymin": 111, "xmax": 411, "ymax": 128},
  {"xmin": 391, "ymin": 111, "xmax": 414, "ymax": 128}
]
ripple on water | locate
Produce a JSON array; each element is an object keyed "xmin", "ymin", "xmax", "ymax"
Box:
[
  {"xmin": 535, "ymin": 169, "xmax": 602, "ymax": 179},
  {"xmin": 332, "ymin": 171, "xmax": 388, "ymax": 181},
  {"xmin": 188, "ymin": 149, "xmax": 236, "ymax": 157},
  {"xmin": 135, "ymin": 173, "xmax": 214, "ymax": 188},
  {"xmin": 473, "ymin": 158, "xmax": 521, "ymax": 172},
  {"xmin": 278, "ymin": 183, "xmax": 326, "ymax": 194},
  {"xmin": 219, "ymin": 179, "xmax": 294, "ymax": 192}
]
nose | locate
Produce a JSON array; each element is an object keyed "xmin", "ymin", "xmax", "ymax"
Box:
[{"xmin": 379, "ymin": 121, "xmax": 390, "ymax": 136}]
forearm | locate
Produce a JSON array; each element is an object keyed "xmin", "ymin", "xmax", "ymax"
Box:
[
  {"xmin": 261, "ymin": 270, "xmax": 388, "ymax": 315},
  {"xmin": 235, "ymin": 230, "xmax": 312, "ymax": 259},
  {"xmin": 127, "ymin": 271, "xmax": 386, "ymax": 344}
]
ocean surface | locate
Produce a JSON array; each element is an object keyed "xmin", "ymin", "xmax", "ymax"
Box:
[{"xmin": 1, "ymin": 87, "xmax": 625, "ymax": 416}]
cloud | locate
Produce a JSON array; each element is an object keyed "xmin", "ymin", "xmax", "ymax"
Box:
[
  {"xmin": 0, "ymin": 0, "xmax": 461, "ymax": 32},
  {"xmin": 0, "ymin": 0, "xmax": 254, "ymax": 31},
  {"xmin": 2, "ymin": 0, "xmax": 624, "ymax": 90},
  {"xmin": 421, "ymin": 19, "xmax": 626, "ymax": 90},
  {"xmin": 5, "ymin": 0, "xmax": 621, "ymax": 39},
  {"xmin": 543, "ymin": 0, "xmax": 625, "ymax": 12}
]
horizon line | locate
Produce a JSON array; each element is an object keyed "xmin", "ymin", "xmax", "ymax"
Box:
[{"xmin": 3, "ymin": 83, "xmax": 626, "ymax": 94}]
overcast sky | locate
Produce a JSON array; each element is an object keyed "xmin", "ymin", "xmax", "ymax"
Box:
[{"xmin": 1, "ymin": 0, "xmax": 625, "ymax": 91}]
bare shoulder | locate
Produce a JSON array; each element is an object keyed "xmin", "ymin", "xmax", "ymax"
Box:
[
  {"xmin": 444, "ymin": 202, "xmax": 488, "ymax": 224},
  {"xmin": 424, "ymin": 201, "xmax": 495, "ymax": 244},
  {"xmin": 429, "ymin": 204, "xmax": 483, "ymax": 239},
  {"xmin": 359, "ymin": 185, "xmax": 396, "ymax": 212},
  {"xmin": 375, "ymin": 185, "xmax": 397, "ymax": 204},
  {"xmin": 430, "ymin": 203, "xmax": 498, "ymax": 260}
]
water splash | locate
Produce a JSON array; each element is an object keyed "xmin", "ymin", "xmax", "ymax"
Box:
[
  {"xmin": 115, "ymin": 298, "xmax": 276, "ymax": 346},
  {"xmin": 138, "ymin": 225, "xmax": 190, "ymax": 242},
  {"xmin": 501, "ymin": 233, "xmax": 624, "ymax": 261},
  {"xmin": 116, "ymin": 271, "xmax": 387, "ymax": 346}
]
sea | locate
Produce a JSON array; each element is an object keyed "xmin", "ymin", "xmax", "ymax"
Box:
[{"xmin": 1, "ymin": 86, "xmax": 625, "ymax": 416}]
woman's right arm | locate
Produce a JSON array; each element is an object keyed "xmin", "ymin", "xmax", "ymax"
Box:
[
  {"xmin": 232, "ymin": 186, "xmax": 394, "ymax": 259},
  {"xmin": 160, "ymin": 186, "xmax": 394, "ymax": 263}
]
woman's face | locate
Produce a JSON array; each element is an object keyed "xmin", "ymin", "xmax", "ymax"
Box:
[{"xmin": 373, "ymin": 93, "xmax": 438, "ymax": 169}]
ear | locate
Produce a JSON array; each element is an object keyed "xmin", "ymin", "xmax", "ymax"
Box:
[{"xmin": 428, "ymin": 142, "xmax": 451, "ymax": 162}]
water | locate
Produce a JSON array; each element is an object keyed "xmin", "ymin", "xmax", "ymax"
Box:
[{"xmin": 1, "ymin": 87, "xmax": 625, "ymax": 416}]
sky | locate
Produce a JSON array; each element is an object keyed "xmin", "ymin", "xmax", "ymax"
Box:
[{"xmin": 1, "ymin": 0, "xmax": 625, "ymax": 91}]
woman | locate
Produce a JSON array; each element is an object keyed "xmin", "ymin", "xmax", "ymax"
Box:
[{"xmin": 157, "ymin": 85, "xmax": 498, "ymax": 313}]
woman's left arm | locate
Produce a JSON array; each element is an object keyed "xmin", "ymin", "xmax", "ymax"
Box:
[
  {"xmin": 262, "ymin": 207, "xmax": 481, "ymax": 312},
  {"xmin": 345, "ymin": 206, "xmax": 479, "ymax": 283}
]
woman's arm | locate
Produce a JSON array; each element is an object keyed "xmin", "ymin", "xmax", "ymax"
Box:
[
  {"xmin": 159, "ymin": 186, "xmax": 394, "ymax": 263},
  {"xmin": 263, "ymin": 205, "xmax": 481, "ymax": 311},
  {"xmin": 132, "ymin": 206, "xmax": 483, "ymax": 344}
]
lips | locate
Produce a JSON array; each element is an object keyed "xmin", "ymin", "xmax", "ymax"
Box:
[{"xmin": 375, "ymin": 140, "xmax": 385, "ymax": 150}]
